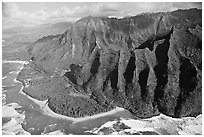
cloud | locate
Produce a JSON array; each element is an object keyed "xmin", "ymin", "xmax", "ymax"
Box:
[
  {"xmin": 53, "ymin": 2, "xmax": 201, "ymax": 18},
  {"xmin": 2, "ymin": 2, "xmax": 25, "ymax": 18},
  {"xmin": 3, "ymin": 3, "xmax": 26, "ymax": 28},
  {"xmin": 2, "ymin": 2, "xmax": 202, "ymax": 28},
  {"xmin": 30, "ymin": 8, "xmax": 49, "ymax": 21},
  {"xmin": 2, "ymin": 3, "xmax": 51, "ymax": 28}
]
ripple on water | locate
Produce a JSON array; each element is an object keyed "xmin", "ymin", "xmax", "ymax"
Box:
[
  {"xmin": 2, "ymin": 103, "xmax": 30, "ymax": 135},
  {"xmin": 4, "ymin": 60, "xmax": 199, "ymax": 135},
  {"xmin": 2, "ymin": 61, "xmax": 151, "ymax": 135}
]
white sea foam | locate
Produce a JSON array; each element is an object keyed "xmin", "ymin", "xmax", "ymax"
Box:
[
  {"xmin": 43, "ymin": 129, "xmax": 65, "ymax": 135},
  {"xmin": 2, "ymin": 104, "xmax": 22, "ymax": 118},
  {"xmin": 2, "ymin": 60, "xmax": 31, "ymax": 135},
  {"xmin": 13, "ymin": 78, "xmax": 21, "ymax": 84},
  {"xmin": 3, "ymin": 60, "xmax": 29, "ymax": 65},
  {"xmin": 10, "ymin": 60, "xmax": 126, "ymax": 124},
  {"xmin": 4, "ymin": 60, "xmax": 126, "ymax": 125},
  {"xmin": 2, "ymin": 93, "xmax": 6, "ymax": 105},
  {"xmin": 2, "ymin": 76, "xmax": 7, "ymax": 80},
  {"xmin": 9, "ymin": 71, "xmax": 19, "ymax": 74},
  {"xmin": 5, "ymin": 60, "xmax": 202, "ymax": 135},
  {"xmin": 20, "ymin": 92, "xmax": 125, "ymax": 123},
  {"xmin": 86, "ymin": 113, "xmax": 202, "ymax": 135},
  {"xmin": 2, "ymin": 103, "xmax": 31, "ymax": 135}
]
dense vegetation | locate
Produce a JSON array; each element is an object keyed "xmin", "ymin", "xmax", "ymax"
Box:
[{"xmin": 16, "ymin": 8, "xmax": 202, "ymax": 118}]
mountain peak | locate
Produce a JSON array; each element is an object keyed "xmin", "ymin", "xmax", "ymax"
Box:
[{"xmin": 21, "ymin": 8, "xmax": 201, "ymax": 119}]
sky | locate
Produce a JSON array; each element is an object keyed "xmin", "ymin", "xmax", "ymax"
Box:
[{"xmin": 2, "ymin": 2, "xmax": 202, "ymax": 29}]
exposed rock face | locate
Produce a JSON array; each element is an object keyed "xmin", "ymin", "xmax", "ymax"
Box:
[{"xmin": 19, "ymin": 8, "xmax": 202, "ymax": 118}]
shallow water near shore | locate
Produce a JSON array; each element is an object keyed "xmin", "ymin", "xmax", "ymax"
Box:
[
  {"xmin": 2, "ymin": 61, "xmax": 135, "ymax": 135},
  {"xmin": 2, "ymin": 61, "xmax": 202, "ymax": 135}
]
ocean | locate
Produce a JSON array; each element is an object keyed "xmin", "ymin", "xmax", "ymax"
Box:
[{"xmin": 2, "ymin": 61, "xmax": 135, "ymax": 135}]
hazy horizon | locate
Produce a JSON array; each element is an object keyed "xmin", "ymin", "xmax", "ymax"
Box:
[{"xmin": 2, "ymin": 2, "xmax": 202, "ymax": 29}]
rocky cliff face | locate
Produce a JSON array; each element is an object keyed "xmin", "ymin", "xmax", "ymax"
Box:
[{"xmin": 19, "ymin": 8, "xmax": 202, "ymax": 118}]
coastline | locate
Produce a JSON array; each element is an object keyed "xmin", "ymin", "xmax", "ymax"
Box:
[
  {"xmin": 2, "ymin": 103, "xmax": 31, "ymax": 135},
  {"xmin": 3, "ymin": 60, "xmax": 29, "ymax": 64},
  {"xmin": 2, "ymin": 60, "xmax": 31, "ymax": 135},
  {"xmin": 20, "ymin": 91, "xmax": 125, "ymax": 123},
  {"xmin": 2, "ymin": 60, "xmax": 202, "ymax": 135},
  {"xmin": 9, "ymin": 60, "xmax": 126, "ymax": 123}
]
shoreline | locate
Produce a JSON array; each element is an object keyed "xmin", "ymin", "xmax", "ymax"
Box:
[
  {"xmin": 4, "ymin": 60, "xmax": 202, "ymax": 123},
  {"xmin": 7, "ymin": 60, "xmax": 126, "ymax": 123},
  {"xmin": 3, "ymin": 60, "xmax": 29, "ymax": 64},
  {"xmin": 2, "ymin": 103, "xmax": 30, "ymax": 135},
  {"xmin": 20, "ymin": 91, "xmax": 125, "ymax": 123},
  {"xmin": 2, "ymin": 60, "xmax": 31, "ymax": 135},
  {"xmin": 2, "ymin": 60, "xmax": 202, "ymax": 135}
]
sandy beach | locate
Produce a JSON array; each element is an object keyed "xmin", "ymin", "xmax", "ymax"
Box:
[
  {"xmin": 8, "ymin": 60, "xmax": 126, "ymax": 123},
  {"xmin": 2, "ymin": 59, "xmax": 202, "ymax": 135},
  {"xmin": 20, "ymin": 90, "xmax": 125, "ymax": 123}
]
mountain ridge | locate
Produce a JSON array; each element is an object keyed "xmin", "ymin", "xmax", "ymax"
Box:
[{"xmin": 17, "ymin": 8, "xmax": 202, "ymax": 118}]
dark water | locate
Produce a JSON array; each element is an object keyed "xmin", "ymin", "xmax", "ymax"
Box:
[{"xmin": 2, "ymin": 62, "xmax": 134, "ymax": 135}]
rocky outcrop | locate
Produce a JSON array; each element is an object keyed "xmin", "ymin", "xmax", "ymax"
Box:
[{"xmin": 19, "ymin": 8, "xmax": 202, "ymax": 118}]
